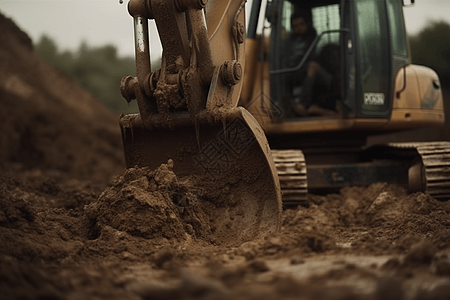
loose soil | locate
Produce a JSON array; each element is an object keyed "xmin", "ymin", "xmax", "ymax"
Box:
[{"xmin": 2, "ymin": 12, "xmax": 450, "ymax": 300}]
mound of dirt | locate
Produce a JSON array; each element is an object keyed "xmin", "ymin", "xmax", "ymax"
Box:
[
  {"xmin": 280, "ymin": 183, "xmax": 450, "ymax": 255},
  {"xmin": 85, "ymin": 159, "xmax": 277, "ymax": 248},
  {"xmin": 85, "ymin": 161, "xmax": 213, "ymax": 246},
  {"xmin": 232, "ymin": 183, "xmax": 450, "ymax": 262},
  {"xmin": 0, "ymin": 12, "xmax": 124, "ymax": 184}
]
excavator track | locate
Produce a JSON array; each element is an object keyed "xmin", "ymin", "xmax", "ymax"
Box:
[
  {"xmin": 272, "ymin": 150, "xmax": 308, "ymax": 206},
  {"xmin": 388, "ymin": 142, "xmax": 450, "ymax": 200},
  {"xmin": 272, "ymin": 142, "xmax": 450, "ymax": 206}
]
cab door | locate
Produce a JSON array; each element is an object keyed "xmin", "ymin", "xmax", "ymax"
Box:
[
  {"xmin": 267, "ymin": 0, "xmax": 352, "ymax": 119},
  {"xmin": 353, "ymin": 0, "xmax": 392, "ymax": 117}
]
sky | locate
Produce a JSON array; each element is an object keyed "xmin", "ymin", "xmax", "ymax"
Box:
[{"xmin": 1, "ymin": 0, "xmax": 450, "ymax": 58}]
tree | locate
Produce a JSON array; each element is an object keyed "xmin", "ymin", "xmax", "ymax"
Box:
[
  {"xmin": 409, "ymin": 20, "xmax": 450, "ymax": 87},
  {"xmin": 34, "ymin": 35, "xmax": 58, "ymax": 63},
  {"xmin": 34, "ymin": 35, "xmax": 139, "ymax": 113}
]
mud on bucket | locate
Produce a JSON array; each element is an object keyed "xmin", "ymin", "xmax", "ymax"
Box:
[{"xmin": 119, "ymin": 107, "xmax": 282, "ymax": 246}]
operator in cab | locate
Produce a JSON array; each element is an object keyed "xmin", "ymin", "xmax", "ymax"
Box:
[{"xmin": 285, "ymin": 12, "xmax": 339, "ymax": 117}]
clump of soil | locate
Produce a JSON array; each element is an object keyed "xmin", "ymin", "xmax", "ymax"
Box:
[{"xmin": 85, "ymin": 160, "xmax": 215, "ymax": 246}]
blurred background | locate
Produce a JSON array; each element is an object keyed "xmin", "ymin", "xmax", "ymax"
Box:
[{"xmin": 1, "ymin": 0, "xmax": 450, "ymax": 114}]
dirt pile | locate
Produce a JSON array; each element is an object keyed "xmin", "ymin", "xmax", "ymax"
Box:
[
  {"xmin": 281, "ymin": 183, "xmax": 450, "ymax": 254},
  {"xmin": 0, "ymin": 12, "xmax": 125, "ymax": 184},
  {"xmin": 85, "ymin": 161, "xmax": 214, "ymax": 247},
  {"xmin": 233, "ymin": 183, "xmax": 450, "ymax": 261},
  {"xmin": 85, "ymin": 159, "xmax": 278, "ymax": 248}
]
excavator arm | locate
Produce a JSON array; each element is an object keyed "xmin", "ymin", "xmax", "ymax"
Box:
[
  {"xmin": 119, "ymin": 0, "xmax": 282, "ymax": 245},
  {"xmin": 120, "ymin": 0, "xmax": 246, "ymax": 125}
]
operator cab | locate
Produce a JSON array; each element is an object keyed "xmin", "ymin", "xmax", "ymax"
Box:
[
  {"xmin": 269, "ymin": 0, "xmax": 342, "ymax": 118},
  {"xmin": 256, "ymin": 0, "xmax": 410, "ymax": 121}
]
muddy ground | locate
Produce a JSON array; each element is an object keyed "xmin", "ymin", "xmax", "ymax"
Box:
[{"xmin": 2, "ymin": 12, "xmax": 450, "ymax": 300}]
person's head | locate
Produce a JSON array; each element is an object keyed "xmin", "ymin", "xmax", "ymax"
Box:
[{"xmin": 291, "ymin": 13, "xmax": 309, "ymax": 36}]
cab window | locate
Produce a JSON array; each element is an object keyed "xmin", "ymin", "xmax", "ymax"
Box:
[
  {"xmin": 386, "ymin": 0, "xmax": 408, "ymax": 56},
  {"xmin": 355, "ymin": 0, "xmax": 390, "ymax": 113}
]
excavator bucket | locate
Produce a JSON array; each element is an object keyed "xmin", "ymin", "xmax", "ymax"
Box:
[{"xmin": 120, "ymin": 108, "xmax": 282, "ymax": 245}]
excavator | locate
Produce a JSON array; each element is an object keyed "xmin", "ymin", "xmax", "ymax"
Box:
[
  {"xmin": 239, "ymin": 0, "xmax": 448, "ymax": 205},
  {"xmin": 118, "ymin": 0, "xmax": 447, "ymax": 241}
]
